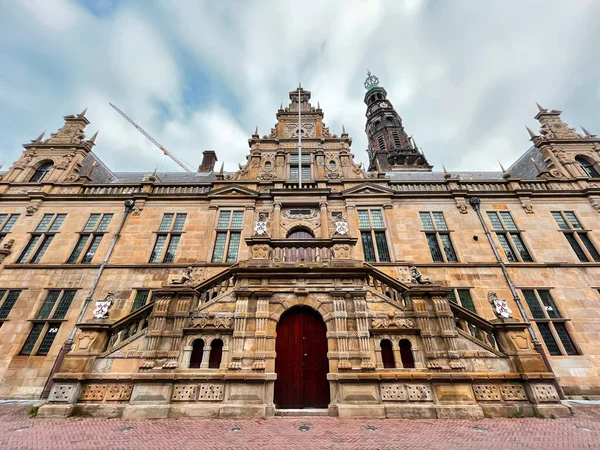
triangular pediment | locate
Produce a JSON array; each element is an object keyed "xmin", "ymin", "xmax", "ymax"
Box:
[
  {"xmin": 343, "ymin": 182, "xmax": 394, "ymax": 197},
  {"xmin": 208, "ymin": 184, "xmax": 259, "ymax": 198}
]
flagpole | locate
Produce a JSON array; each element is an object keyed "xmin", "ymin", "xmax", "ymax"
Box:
[{"xmin": 298, "ymin": 85, "xmax": 302, "ymax": 188}]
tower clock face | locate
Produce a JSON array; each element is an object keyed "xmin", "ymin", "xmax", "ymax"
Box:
[{"xmin": 379, "ymin": 102, "xmax": 388, "ymax": 108}]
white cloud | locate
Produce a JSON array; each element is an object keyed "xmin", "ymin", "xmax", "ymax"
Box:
[{"xmin": 1, "ymin": 0, "xmax": 599, "ymax": 175}]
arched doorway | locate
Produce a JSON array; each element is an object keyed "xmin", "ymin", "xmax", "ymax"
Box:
[
  {"xmin": 274, "ymin": 306, "xmax": 330, "ymax": 409},
  {"xmin": 286, "ymin": 227, "xmax": 315, "ymax": 262}
]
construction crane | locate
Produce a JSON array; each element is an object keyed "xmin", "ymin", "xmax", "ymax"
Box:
[{"xmin": 109, "ymin": 102, "xmax": 193, "ymax": 173}]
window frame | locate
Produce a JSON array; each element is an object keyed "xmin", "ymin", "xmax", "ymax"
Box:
[
  {"xmin": 551, "ymin": 211, "xmax": 600, "ymax": 262},
  {"xmin": 447, "ymin": 288, "xmax": 477, "ymax": 313},
  {"xmin": 0, "ymin": 289, "xmax": 23, "ymax": 323},
  {"xmin": 16, "ymin": 213, "xmax": 66, "ymax": 264},
  {"xmin": 20, "ymin": 289, "xmax": 76, "ymax": 356},
  {"xmin": 0, "ymin": 213, "xmax": 19, "ymax": 244},
  {"xmin": 130, "ymin": 289, "xmax": 156, "ymax": 312},
  {"xmin": 66, "ymin": 213, "xmax": 114, "ymax": 264},
  {"xmin": 149, "ymin": 213, "xmax": 187, "ymax": 263},
  {"xmin": 419, "ymin": 211, "xmax": 459, "ymax": 263},
  {"xmin": 211, "ymin": 210, "xmax": 244, "ymax": 263},
  {"xmin": 486, "ymin": 211, "xmax": 533, "ymax": 263},
  {"xmin": 29, "ymin": 161, "xmax": 54, "ymax": 183},
  {"xmin": 357, "ymin": 208, "xmax": 391, "ymax": 263},
  {"xmin": 521, "ymin": 288, "xmax": 578, "ymax": 356},
  {"xmin": 289, "ymin": 153, "xmax": 312, "ymax": 181}
]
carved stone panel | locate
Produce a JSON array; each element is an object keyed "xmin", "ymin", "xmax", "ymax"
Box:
[
  {"xmin": 473, "ymin": 384, "xmax": 502, "ymax": 401},
  {"xmin": 500, "ymin": 384, "xmax": 527, "ymax": 401},
  {"xmin": 172, "ymin": 385, "xmax": 198, "ymax": 401},
  {"xmin": 406, "ymin": 384, "xmax": 433, "ymax": 402},
  {"xmin": 49, "ymin": 384, "xmax": 76, "ymax": 403},
  {"xmin": 105, "ymin": 385, "xmax": 133, "ymax": 401},
  {"xmin": 532, "ymin": 384, "xmax": 560, "ymax": 403},
  {"xmin": 79, "ymin": 384, "xmax": 107, "ymax": 401},
  {"xmin": 381, "ymin": 384, "xmax": 407, "ymax": 401},
  {"xmin": 198, "ymin": 384, "xmax": 224, "ymax": 401}
]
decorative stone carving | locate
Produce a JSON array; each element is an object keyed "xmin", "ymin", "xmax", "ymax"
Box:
[
  {"xmin": 170, "ymin": 266, "xmax": 193, "ymax": 285},
  {"xmin": 254, "ymin": 212, "xmax": 269, "ymax": 236},
  {"xmin": 3, "ymin": 239, "xmax": 14, "ymax": 251},
  {"xmin": 473, "ymin": 385, "xmax": 502, "ymax": 401},
  {"xmin": 532, "ymin": 384, "xmax": 560, "ymax": 402},
  {"xmin": 105, "ymin": 385, "xmax": 133, "ymax": 401},
  {"xmin": 74, "ymin": 331, "xmax": 99, "ymax": 352},
  {"xmin": 406, "ymin": 385, "xmax": 433, "ymax": 401},
  {"xmin": 284, "ymin": 122, "xmax": 316, "ymax": 138},
  {"xmin": 331, "ymin": 244, "xmax": 351, "ymax": 259},
  {"xmin": 191, "ymin": 316, "xmax": 232, "ymax": 329},
  {"xmin": 455, "ymin": 199, "xmax": 468, "ymax": 214},
  {"xmin": 251, "ymin": 244, "xmax": 271, "ymax": 260},
  {"xmin": 371, "ymin": 317, "xmax": 415, "ymax": 329},
  {"xmin": 172, "ymin": 385, "xmax": 197, "ymax": 401},
  {"xmin": 65, "ymin": 174, "xmax": 81, "ymax": 183},
  {"xmin": 381, "ymin": 384, "xmax": 407, "ymax": 401},
  {"xmin": 56, "ymin": 153, "xmax": 75, "ymax": 170},
  {"xmin": 198, "ymin": 384, "xmax": 224, "ymax": 401},
  {"xmin": 13, "ymin": 151, "xmax": 37, "ymax": 170},
  {"xmin": 92, "ymin": 291, "xmax": 116, "ymax": 319},
  {"xmin": 79, "ymin": 384, "xmax": 107, "ymax": 401},
  {"xmin": 49, "ymin": 384, "xmax": 75, "ymax": 403},
  {"xmin": 500, "ymin": 384, "xmax": 527, "ymax": 401},
  {"xmin": 410, "ymin": 266, "xmax": 432, "ymax": 284},
  {"xmin": 488, "ymin": 292, "xmax": 512, "ymax": 319}
]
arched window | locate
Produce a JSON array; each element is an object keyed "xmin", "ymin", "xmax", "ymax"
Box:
[
  {"xmin": 29, "ymin": 161, "xmax": 53, "ymax": 182},
  {"xmin": 189, "ymin": 339, "xmax": 205, "ymax": 368},
  {"xmin": 208, "ymin": 339, "xmax": 223, "ymax": 368},
  {"xmin": 377, "ymin": 136, "xmax": 386, "ymax": 150},
  {"xmin": 374, "ymin": 120, "xmax": 382, "ymax": 130},
  {"xmin": 329, "ymin": 160, "xmax": 337, "ymax": 169},
  {"xmin": 576, "ymin": 155, "xmax": 600, "ymax": 178},
  {"xmin": 264, "ymin": 161, "xmax": 272, "ymax": 170},
  {"xmin": 392, "ymin": 132, "xmax": 401, "ymax": 147},
  {"xmin": 399, "ymin": 339, "xmax": 415, "ymax": 368},
  {"xmin": 287, "ymin": 227, "xmax": 314, "ymax": 239},
  {"xmin": 380, "ymin": 339, "xmax": 395, "ymax": 368},
  {"xmin": 386, "ymin": 116, "xmax": 394, "ymax": 126}
]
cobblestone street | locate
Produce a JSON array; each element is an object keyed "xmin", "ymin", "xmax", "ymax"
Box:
[{"xmin": 1, "ymin": 402, "xmax": 600, "ymax": 449}]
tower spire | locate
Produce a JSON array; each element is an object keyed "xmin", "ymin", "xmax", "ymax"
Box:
[{"xmin": 363, "ymin": 72, "xmax": 431, "ymax": 172}]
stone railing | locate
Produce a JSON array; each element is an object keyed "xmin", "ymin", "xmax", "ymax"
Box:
[
  {"xmin": 193, "ymin": 269, "xmax": 237, "ymax": 308},
  {"xmin": 152, "ymin": 185, "xmax": 211, "ymax": 195},
  {"xmin": 282, "ymin": 182, "xmax": 319, "ymax": 189},
  {"xmin": 246, "ymin": 237, "xmax": 358, "ymax": 263},
  {"xmin": 82, "ymin": 185, "xmax": 142, "ymax": 195},
  {"xmin": 450, "ymin": 303, "xmax": 502, "ymax": 353},
  {"xmin": 365, "ymin": 266, "xmax": 408, "ymax": 308}
]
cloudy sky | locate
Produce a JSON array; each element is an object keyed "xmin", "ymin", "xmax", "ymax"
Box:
[{"xmin": 1, "ymin": 0, "xmax": 599, "ymax": 174}]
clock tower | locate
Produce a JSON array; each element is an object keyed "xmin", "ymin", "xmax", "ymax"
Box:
[{"xmin": 364, "ymin": 72, "xmax": 432, "ymax": 172}]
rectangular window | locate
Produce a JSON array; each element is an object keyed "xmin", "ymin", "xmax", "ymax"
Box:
[
  {"xmin": 149, "ymin": 213, "xmax": 187, "ymax": 263},
  {"xmin": 357, "ymin": 209, "xmax": 390, "ymax": 262},
  {"xmin": 131, "ymin": 290, "xmax": 151, "ymax": 312},
  {"xmin": 447, "ymin": 288, "xmax": 476, "ymax": 313},
  {"xmin": 17, "ymin": 214, "xmax": 66, "ymax": 264},
  {"xmin": 0, "ymin": 214, "xmax": 20, "ymax": 244},
  {"xmin": 0, "ymin": 290, "xmax": 22, "ymax": 319},
  {"xmin": 420, "ymin": 212, "xmax": 458, "ymax": 263},
  {"xmin": 20, "ymin": 290, "xmax": 76, "ymax": 356},
  {"xmin": 522, "ymin": 289, "xmax": 577, "ymax": 356},
  {"xmin": 552, "ymin": 211, "xmax": 600, "ymax": 262},
  {"xmin": 67, "ymin": 213, "xmax": 113, "ymax": 264},
  {"xmin": 211, "ymin": 210, "xmax": 244, "ymax": 263},
  {"xmin": 486, "ymin": 211, "xmax": 533, "ymax": 262},
  {"xmin": 290, "ymin": 154, "xmax": 311, "ymax": 181}
]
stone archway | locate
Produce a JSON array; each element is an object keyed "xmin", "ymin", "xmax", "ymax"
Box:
[{"xmin": 274, "ymin": 305, "xmax": 330, "ymax": 409}]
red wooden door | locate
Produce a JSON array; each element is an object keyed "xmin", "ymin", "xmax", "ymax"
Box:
[{"xmin": 275, "ymin": 306, "xmax": 330, "ymax": 409}]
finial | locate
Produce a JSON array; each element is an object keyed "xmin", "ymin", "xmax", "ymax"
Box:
[
  {"xmin": 219, "ymin": 162, "xmax": 224, "ymax": 175},
  {"xmin": 364, "ymin": 70, "xmax": 380, "ymax": 90},
  {"xmin": 535, "ymin": 102, "xmax": 546, "ymax": 113},
  {"xmin": 499, "ymin": 160, "xmax": 511, "ymax": 179},
  {"xmin": 530, "ymin": 157, "xmax": 545, "ymax": 175},
  {"xmin": 298, "ymin": 81, "xmax": 302, "ymax": 89},
  {"xmin": 254, "ymin": 125, "xmax": 258, "ymax": 136},
  {"xmin": 526, "ymin": 126, "xmax": 537, "ymax": 139},
  {"xmin": 85, "ymin": 161, "xmax": 97, "ymax": 178},
  {"xmin": 79, "ymin": 108, "xmax": 88, "ymax": 117},
  {"xmin": 581, "ymin": 126, "xmax": 596, "ymax": 137},
  {"xmin": 317, "ymin": 101, "xmax": 321, "ymax": 109},
  {"xmin": 88, "ymin": 130, "xmax": 99, "ymax": 144},
  {"xmin": 32, "ymin": 130, "xmax": 46, "ymax": 143},
  {"xmin": 280, "ymin": 102, "xmax": 283, "ymax": 110},
  {"xmin": 342, "ymin": 124, "xmax": 347, "ymax": 135},
  {"xmin": 443, "ymin": 165, "xmax": 451, "ymax": 179},
  {"xmin": 375, "ymin": 158, "xmax": 382, "ymax": 173}
]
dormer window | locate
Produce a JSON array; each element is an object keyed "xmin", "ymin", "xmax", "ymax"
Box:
[
  {"xmin": 575, "ymin": 155, "xmax": 599, "ymax": 178},
  {"xmin": 290, "ymin": 154, "xmax": 311, "ymax": 181},
  {"xmin": 29, "ymin": 161, "xmax": 53, "ymax": 182}
]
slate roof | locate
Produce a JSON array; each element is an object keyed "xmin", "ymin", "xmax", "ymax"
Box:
[
  {"xmin": 112, "ymin": 171, "xmax": 217, "ymax": 183},
  {"xmin": 507, "ymin": 146, "xmax": 549, "ymax": 179},
  {"xmin": 386, "ymin": 171, "xmax": 504, "ymax": 181}
]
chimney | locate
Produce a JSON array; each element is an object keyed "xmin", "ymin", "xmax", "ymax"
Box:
[{"xmin": 198, "ymin": 150, "xmax": 217, "ymax": 172}]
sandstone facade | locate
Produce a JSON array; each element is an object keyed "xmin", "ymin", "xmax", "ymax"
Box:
[{"xmin": 0, "ymin": 78, "xmax": 598, "ymax": 419}]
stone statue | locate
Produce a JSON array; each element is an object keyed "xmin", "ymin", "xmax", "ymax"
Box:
[
  {"xmin": 170, "ymin": 266, "xmax": 193, "ymax": 285},
  {"xmin": 488, "ymin": 292, "xmax": 513, "ymax": 319},
  {"xmin": 3, "ymin": 239, "xmax": 14, "ymax": 250},
  {"xmin": 410, "ymin": 266, "xmax": 432, "ymax": 284},
  {"xmin": 92, "ymin": 291, "xmax": 116, "ymax": 319}
]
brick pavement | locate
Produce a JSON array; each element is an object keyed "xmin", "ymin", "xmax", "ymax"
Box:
[{"xmin": 1, "ymin": 403, "xmax": 600, "ymax": 450}]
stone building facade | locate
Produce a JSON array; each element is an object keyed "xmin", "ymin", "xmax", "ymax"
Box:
[{"xmin": 0, "ymin": 74, "xmax": 599, "ymax": 419}]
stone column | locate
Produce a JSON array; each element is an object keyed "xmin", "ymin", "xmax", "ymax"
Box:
[
  {"xmin": 272, "ymin": 203, "xmax": 281, "ymax": 239},
  {"xmin": 319, "ymin": 202, "xmax": 328, "ymax": 238},
  {"xmin": 431, "ymin": 293, "xmax": 460, "ymax": 359},
  {"xmin": 181, "ymin": 345, "xmax": 193, "ymax": 368},
  {"xmin": 240, "ymin": 205, "xmax": 255, "ymax": 260},
  {"xmin": 229, "ymin": 292, "xmax": 251, "ymax": 369},
  {"xmin": 332, "ymin": 293, "xmax": 351, "ymax": 369},
  {"xmin": 411, "ymin": 295, "xmax": 437, "ymax": 361},
  {"xmin": 253, "ymin": 293, "xmax": 272, "ymax": 370},
  {"xmin": 200, "ymin": 344, "xmax": 211, "ymax": 368},
  {"xmin": 392, "ymin": 341, "xmax": 402, "ymax": 369},
  {"xmin": 345, "ymin": 205, "xmax": 360, "ymax": 259},
  {"xmin": 352, "ymin": 293, "xmax": 375, "ymax": 369},
  {"xmin": 375, "ymin": 338, "xmax": 384, "ymax": 369},
  {"xmin": 146, "ymin": 293, "xmax": 172, "ymax": 352}
]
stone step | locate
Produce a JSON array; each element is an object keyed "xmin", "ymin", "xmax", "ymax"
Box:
[{"xmin": 275, "ymin": 408, "xmax": 329, "ymax": 417}]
